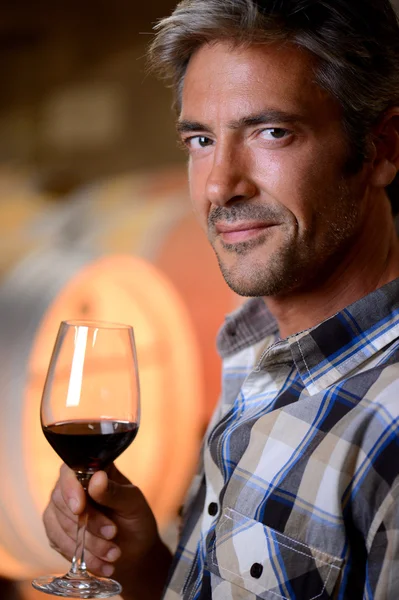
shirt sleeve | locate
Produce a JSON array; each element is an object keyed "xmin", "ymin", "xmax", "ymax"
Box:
[{"xmin": 365, "ymin": 484, "xmax": 399, "ymax": 599}]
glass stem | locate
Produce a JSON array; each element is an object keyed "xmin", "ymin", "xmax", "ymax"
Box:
[
  {"xmin": 69, "ymin": 472, "xmax": 92, "ymax": 577},
  {"xmin": 71, "ymin": 511, "xmax": 88, "ymax": 575}
]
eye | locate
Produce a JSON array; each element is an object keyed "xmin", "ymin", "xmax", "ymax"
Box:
[
  {"xmin": 259, "ymin": 128, "xmax": 290, "ymax": 140},
  {"xmin": 184, "ymin": 135, "xmax": 214, "ymax": 149}
]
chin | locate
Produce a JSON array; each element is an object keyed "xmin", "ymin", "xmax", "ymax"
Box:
[
  {"xmin": 220, "ymin": 258, "xmax": 304, "ymax": 297},
  {"xmin": 215, "ymin": 239, "xmax": 305, "ymax": 297},
  {"xmin": 220, "ymin": 269, "xmax": 270, "ymax": 297}
]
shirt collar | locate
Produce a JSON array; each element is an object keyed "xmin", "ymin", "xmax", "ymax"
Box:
[
  {"xmin": 218, "ymin": 277, "xmax": 399, "ymax": 395},
  {"xmin": 217, "ymin": 297, "xmax": 278, "ymax": 358}
]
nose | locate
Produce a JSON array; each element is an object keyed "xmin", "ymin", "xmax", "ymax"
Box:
[{"xmin": 205, "ymin": 144, "xmax": 257, "ymax": 206}]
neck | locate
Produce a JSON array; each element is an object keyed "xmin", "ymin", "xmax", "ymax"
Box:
[{"xmin": 265, "ymin": 199, "xmax": 399, "ymax": 338}]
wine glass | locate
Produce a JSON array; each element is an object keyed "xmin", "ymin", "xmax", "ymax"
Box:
[{"xmin": 32, "ymin": 320, "xmax": 140, "ymax": 598}]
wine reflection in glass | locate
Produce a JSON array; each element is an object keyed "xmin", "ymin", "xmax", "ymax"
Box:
[{"xmin": 32, "ymin": 320, "xmax": 140, "ymax": 598}]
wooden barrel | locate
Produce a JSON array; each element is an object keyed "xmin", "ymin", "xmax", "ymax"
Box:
[
  {"xmin": 0, "ymin": 166, "xmax": 53, "ymax": 278},
  {"xmin": 0, "ymin": 250, "xmax": 204, "ymax": 578}
]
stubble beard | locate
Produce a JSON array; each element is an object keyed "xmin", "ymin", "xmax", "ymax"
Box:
[
  {"xmin": 214, "ymin": 231, "xmax": 307, "ymax": 297},
  {"xmin": 210, "ymin": 182, "xmax": 361, "ymax": 298}
]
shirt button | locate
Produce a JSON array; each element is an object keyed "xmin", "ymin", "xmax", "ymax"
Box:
[
  {"xmin": 250, "ymin": 563, "xmax": 263, "ymax": 579},
  {"xmin": 208, "ymin": 502, "xmax": 218, "ymax": 516}
]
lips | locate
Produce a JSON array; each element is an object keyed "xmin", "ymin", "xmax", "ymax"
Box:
[{"xmin": 215, "ymin": 221, "xmax": 275, "ymax": 244}]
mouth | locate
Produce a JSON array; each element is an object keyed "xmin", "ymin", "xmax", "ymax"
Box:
[{"xmin": 215, "ymin": 222, "xmax": 276, "ymax": 244}]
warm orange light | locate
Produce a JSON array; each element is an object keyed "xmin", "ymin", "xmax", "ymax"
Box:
[{"xmin": 0, "ymin": 254, "xmax": 204, "ymax": 579}]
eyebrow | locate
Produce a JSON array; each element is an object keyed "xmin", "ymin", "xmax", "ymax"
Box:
[{"xmin": 176, "ymin": 110, "xmax": 304, "ymax": 135}]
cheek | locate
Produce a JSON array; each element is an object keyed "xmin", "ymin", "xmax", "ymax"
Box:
[
  {"xmin": 188, "ymin": 163, "xmax": 209, "ymax": 231},
  {"xmin": 254, "ymin": 148, "xmax": 340, "ymax": 227},
  {"xmin": 253, "ymin": 152, "xmax": 312, "ymax": 223}
]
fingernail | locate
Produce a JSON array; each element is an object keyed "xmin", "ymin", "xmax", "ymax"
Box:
[
  {"xmin": 68, "ymin": 498, "xmax": 78, "ymax": 513},
  {"xmin": 106, "ymin": 547, "xmax": 121, "ymax": 562},
  {"xmin": 102, "ymin": 565, "xmax": 114, "ymax": 577},
  {"xmin": 101, "ymin": 525, "xmax": 117, "ymax": 540}
]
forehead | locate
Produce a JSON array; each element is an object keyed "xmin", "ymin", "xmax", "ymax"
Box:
[{"xmin": 180, "ymin": 41, "xmax": 341, "ymax": 124}]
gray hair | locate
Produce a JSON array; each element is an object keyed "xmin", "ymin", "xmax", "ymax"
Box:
[{"xmin": 148, "ymin": 0, "xmax": 399, "ymax": 214}]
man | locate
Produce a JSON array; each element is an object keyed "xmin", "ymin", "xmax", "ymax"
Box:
[{"xmin": 43, "ymin": 0, "xmax": 399, "ymax": 597}]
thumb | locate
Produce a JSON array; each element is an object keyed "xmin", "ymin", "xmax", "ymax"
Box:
[
  {"xmin": 106, "ymin": 463, "xmax": 132, "ymax": 486},
  {"xmin": 88, "ymin": 471, "xmax": 147, "ymax": 519}
]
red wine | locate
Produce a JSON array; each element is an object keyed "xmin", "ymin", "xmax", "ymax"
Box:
[{"xmin": 43, "ymin": 420, "xmax": 139, "ymax": 473}]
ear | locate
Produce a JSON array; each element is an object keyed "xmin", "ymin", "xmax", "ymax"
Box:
[{"xmin": 370, "ymin": 108, "xmax": 399, "ymax": 188}]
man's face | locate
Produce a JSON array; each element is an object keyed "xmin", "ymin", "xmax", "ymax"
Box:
[{"xmin": 178, "ymin": 42, "xmax": 371, "ymax": 297}]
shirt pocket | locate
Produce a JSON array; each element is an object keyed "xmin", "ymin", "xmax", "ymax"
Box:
[{"xmin": 208, "ymin": 507, "xmax": 343, "ymax": 600}]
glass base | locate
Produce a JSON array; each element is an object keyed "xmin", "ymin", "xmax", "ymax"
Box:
[{"xmin": 32, "ymin": 571, "xmax": 122, "ymax": 598}]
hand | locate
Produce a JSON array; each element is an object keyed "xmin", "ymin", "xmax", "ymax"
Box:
[{"xmin": 43, "ymin": 464, "xmax": 172, "ymax": 599}]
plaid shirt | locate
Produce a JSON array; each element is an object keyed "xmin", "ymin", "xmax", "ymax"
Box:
[{"xmin": 163, "ymin": 278, "xmax": 399, "ymax": 600}]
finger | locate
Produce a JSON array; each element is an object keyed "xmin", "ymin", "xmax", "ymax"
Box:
[
  {"xmin": 43, "ymin": 504, "xmax": 75, "ymax": 556},
  {"xmin": 51, "ymin": 485, "xmax": 118, "ymax": 541},
  {"xmin": 50, "ymin": 483, "xmax": 78, "ymax": 524},
  {"xmin": 44, "ymin": 502, "xmax": 121, "ymax": 575},
  {"xmin": 88, "ymin": 471, "xmax": 146, "ymax": 518},
  {"xmin": 46, "ymin": 504, "xmax": 77, "ymax": 545},
  {"xmin": 59, "ymin": 464, "xmax": 86, "ymax": 515},
  {"xmin": 43, "ymin": 502, "xmax": 79, "ymax": 559},
  {"xmin": 50, "ymin": 503, "xmax": 121, "ymax": 563},
  {"xmin": 106, "ymin": 463, "xmax": 132, "ymax": 486},
  {"xmin": 85, "ymin": 505, "xmax": 118, "ymax": 541}
]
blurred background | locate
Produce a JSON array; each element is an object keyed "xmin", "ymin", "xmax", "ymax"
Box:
[
  {"xmin": 5, "ymin": 2, "xmax": 399, "ymax": 599},
  {"xmin": 0, "ymin": 1, "xmax": 242, "ymax": 598}
]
